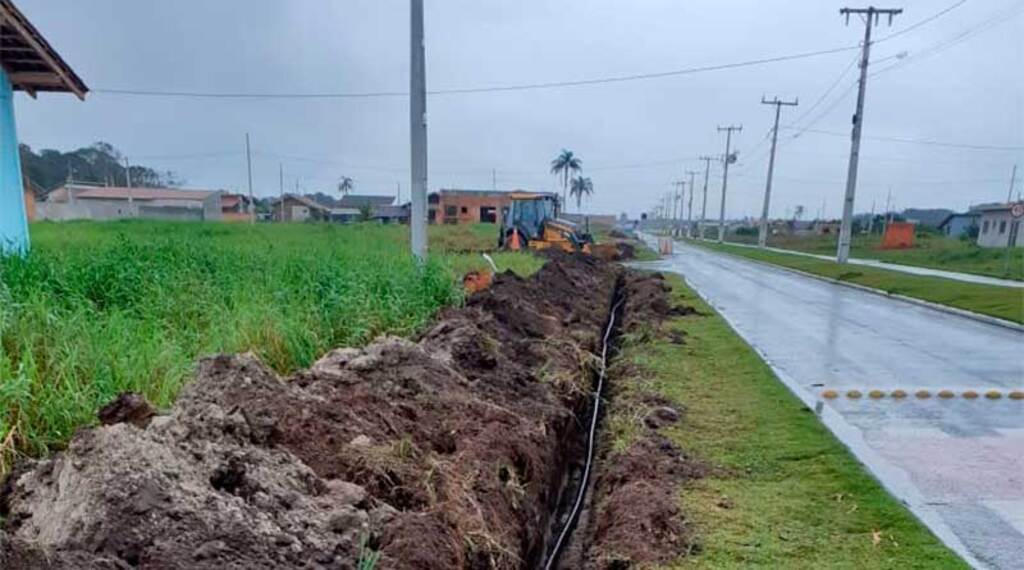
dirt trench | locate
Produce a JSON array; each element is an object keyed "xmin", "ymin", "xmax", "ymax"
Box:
[
  {"xmin": 1, "ymin": 252, "xmax": 696, "ymax": 569},
  {"xmin": 551, "ymin": 271, "xmax": 711, "ymax": 569}
]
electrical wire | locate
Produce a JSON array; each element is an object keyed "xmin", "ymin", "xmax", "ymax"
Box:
[
  {"xmin": 787, "ymin": 55, "xmax": 860, "ymax": 129},
  {"xmin": 874, "ymin": 0, "xmax": 970, "ymax": 43},
  {"xmin": 871, "ymin": 0, "xmax": 1024, "ymax": 77},
  {"xmin": 130, "ymin": 150, "xmax": 242, "ymax": 161},
  {"xmin": 91, "ymin": 45, "xmax": 859, "ymax": 100},
  {"xmin": 90, "ymin": 0, "xmax": 979, "ymax": 102},
  {"xmin": 779, "ymin": 128, "xmax": 1024, "ymax": 151}
]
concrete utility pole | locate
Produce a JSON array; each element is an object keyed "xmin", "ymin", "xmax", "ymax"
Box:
[
  {"xmin": 124, "ymin": 155, "xmax": 134, "ymax": 210},
  {"xmin": 685, "ymin": 169, "xmax": 699, "ymax": 237},
  {"xmin": 758, "ymin": 96, "xmax": 798, "ymax": 248},
  {"xmin": 245, "ymin": 133, "xmax": 255, "ymax": 224},
  {"xmin": 836, "ymin": 6, "xmax": 902, "ymax": 263},
  {"xmin": 1008, "ymin": 164, "xmax": 1018, "ymax": 202},
  {"xmin": 409, "ymin": 0, "xmax": 429, "ymax": 261},
  {"xmin": 717, "ymin": 125, "xmax": 742, "ymax": 243},
  {"xmin": 279, "ymin": 163, "xmax": 284, "ymax": 222},
  {"xmin": 867, "ymin": 198, "xmax": 876, "ymax": 234},
  {"xmin": 698, "ymin": 156, "xmax": 713, "ymax": 239},
  {"xmin": 672, "ymin": 181, "xmax": 685, "ymax": 236}
]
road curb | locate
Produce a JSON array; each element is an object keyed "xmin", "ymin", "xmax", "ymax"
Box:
[{"xmin": 690, "ymin": 241, "xmax": 1024, "ymax": 333}]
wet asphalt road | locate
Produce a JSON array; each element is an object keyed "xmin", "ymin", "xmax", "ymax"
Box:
[{"xmin": 639, "ymin": 237, "xmax": 1024, "ymax": 570}]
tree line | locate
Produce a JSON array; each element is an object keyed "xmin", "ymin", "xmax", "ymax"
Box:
[{"xmin": 19, "ymin": 142, "xmax": 183, "ymax": 195}]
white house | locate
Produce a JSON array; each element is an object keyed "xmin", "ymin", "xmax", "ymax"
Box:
[{"xmin": 976, "ymin": 203, "xmax": 1024, "ymax": 248}]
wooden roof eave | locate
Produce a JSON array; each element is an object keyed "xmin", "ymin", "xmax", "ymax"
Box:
[{"xmin": 0, "ymin": 0, "xmax": 87, "ymax": 100}]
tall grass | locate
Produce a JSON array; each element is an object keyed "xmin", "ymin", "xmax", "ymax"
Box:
[{"xmin": 1, "ymin": 221, "xmax": 527, "ymax": 469}]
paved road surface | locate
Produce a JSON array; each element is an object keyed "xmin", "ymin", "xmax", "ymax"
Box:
[
  {"xmin": 639, "ymin": 238, "xmax": 1024, "ymax": 570},
  {"xmin": 728, "ymin": 241, "xmax": 1024, "ymax": 288}
]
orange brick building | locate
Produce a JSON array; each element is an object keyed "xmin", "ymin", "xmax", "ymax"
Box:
[{"xmin": 428, "ymin": 189, "xmax": 556, "ymax": 225}]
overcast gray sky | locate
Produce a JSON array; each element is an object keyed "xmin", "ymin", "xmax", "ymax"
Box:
[{"xmin": 13, "ymin": 0, "xmax": 1024, "ymax": 219}]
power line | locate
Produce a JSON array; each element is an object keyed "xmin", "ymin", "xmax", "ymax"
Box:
[
  {"xmin": 785, "ymin": 81, "xmax": 858, "ymax": 140},
  {"xmin": 787, "ymin": 55, "xmax": 860, "ymax": 128},
  {"xmin": 91, "ymin": 45, "xmax": 860, "ymax": 100},
  {"xmin": 871, "ymin": 1, "xmax": 1024, "ymax": 77},
  {"xmin": 780, "ymin": 127, "xmax": 1024, "ymax": 151},
  {"xmin": 874, "ymin": 0, "xmax": 968, "ymax": 42},
  {"xmin": 131, "ymin": 150, "xmax": 242, "ymax": 161}
]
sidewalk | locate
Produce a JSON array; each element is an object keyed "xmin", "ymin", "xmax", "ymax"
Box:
[{"xmin": 724, "ymin": 241, "xmax": 1024, "ymax": 289}]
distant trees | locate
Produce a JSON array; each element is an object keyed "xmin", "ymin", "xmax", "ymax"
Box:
[
  {"xmin": 569, "ymin": 176, "xmax": 593, "ymax": 211},
  {"xmin": 19, "ymin": 142, "xmax": 182, "ymax": 192},
  {"xmin": 337, "ymin": 176, "xmax": 354, "ymax": 197},
  {"xmin": 550, "ymin": 149, "xmax": 582, "ymax": 210},
  {"xmin": 357, "ymin": 202, "xmax": 374, "ymax": 222}
]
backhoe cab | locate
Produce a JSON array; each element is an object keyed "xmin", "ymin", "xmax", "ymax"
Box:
[{"xmin": 498, "ymin": 192, "xmax": 593, "ymax": 254}]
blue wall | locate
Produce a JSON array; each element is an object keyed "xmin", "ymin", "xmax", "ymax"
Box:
[
  {"xmin": 943, "ymin": 215, "xmax": 978, "ymax": 238},
  {"xmin": 0, "ymin": 69, "xmax": 28, "ymax": 254}
]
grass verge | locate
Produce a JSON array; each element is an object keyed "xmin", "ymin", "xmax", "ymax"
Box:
[
  {"xmin": 690, "ymin": 239, "xmax": 1024, "ymax": 325},
  {"xmin": 726, "ymin": 232, "xmax": 1024, "ymax": 282},
  {"xmin": 610, "ymin": 274, "xmax": 967, "ymax": 568},
  {"xmin": 0, "ymin": 221, "xmax": 542, "ymax": 470}
]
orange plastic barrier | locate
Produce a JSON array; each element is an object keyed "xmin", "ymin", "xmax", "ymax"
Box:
[{"xmin": 882, "ymin": 222, "xmax": 915, "ymax": 249}]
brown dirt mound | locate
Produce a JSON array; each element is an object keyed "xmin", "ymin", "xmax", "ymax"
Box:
[
  {"xmin": 585, "ymin": 435, "xmax": 709, "ymax": 569},
  {"xmin": 1, "ymin": 253, "xmax": 622, "ymax": 569}
]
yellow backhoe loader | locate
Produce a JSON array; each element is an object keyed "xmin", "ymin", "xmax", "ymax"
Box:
[{"xmin": 498, "ymin": 192, "xmax": 593, "ymax": 254}]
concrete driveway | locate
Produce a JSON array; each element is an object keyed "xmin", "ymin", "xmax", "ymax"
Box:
[{"xmin": 638, "ymin": 238, "xmax": 1024, "ymax": 570}]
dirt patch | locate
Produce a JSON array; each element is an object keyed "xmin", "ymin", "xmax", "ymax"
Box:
[
  {"xmin": 97, "ymin": 392, "xmax": 157, "ymax": 428},
  {"xmin": 1, "ymin": 252, "xmax": 621, "ymax": 569},
  {"xmin": 587, "ymin": 435, "xmax": 709, "ymax": 568},
  {"xmin": 591, "ymin": 240, "xmax": 636, "ymax": 262}
]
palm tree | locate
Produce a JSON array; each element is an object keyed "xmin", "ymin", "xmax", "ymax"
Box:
[
  {"xmin": 569, "ymin": 176, "xmax": 593, "ymax": 211},
  {"xmin": 550, "ymin": 149, "xmax": 582, "ymax": 209},
  {"xmin": 337, "ymin": 176, "xmax": 354, "ymax": 197}
]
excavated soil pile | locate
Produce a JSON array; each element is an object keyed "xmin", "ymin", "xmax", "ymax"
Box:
[{"xmin": 1, "ymin": 253, "xmax": 622, "ymax": 570}]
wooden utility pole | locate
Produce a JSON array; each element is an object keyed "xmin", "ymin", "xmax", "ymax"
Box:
[
  {"xmin": 836, "ymin": 6, "xmax": 902, "ymax": 263},
  {"xmin": 278, "ymin": 163, "xmax": 284, "ymax": 222},
  {"xmin": 698, "ymin": 155, "xmax": 714, "ymax": 239},
  {"xmin": 758, "ymin": 96, "xmax": 798, "ymax": 248},
  {"xmin": 717, "ymin": 125, "xmax": 742, "ymax": 243}
]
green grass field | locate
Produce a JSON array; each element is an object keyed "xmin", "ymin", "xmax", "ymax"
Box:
[
  {"xmin": 0, "ymin": 221, "xmax": 541, "ymax": 470},
  {"xmin": 691, "ymin": 240, "xmax": 1024, "ymax": 325},
  {"xmin": 726, "ymin": 232, "xmax": 1024, "ymax": 282},
  {"xmin": 611, "ymin": 275, "xmax": 966, "ymax": 568}
]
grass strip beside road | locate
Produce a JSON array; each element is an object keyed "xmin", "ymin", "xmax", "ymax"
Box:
[
  {"xmin": 726, "ymin": 233, "xmax": 1024, "ymax": 282},
  {"xmin": 611, "ymin": 274, "xmax": 967, "ymax": 568},
  {"xmin": 690, "ymin": 239, "xmax": 1024, "ymax": 325}
]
